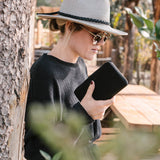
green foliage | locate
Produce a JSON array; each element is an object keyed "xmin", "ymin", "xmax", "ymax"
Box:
[
  {"xmin": 134, "ymin": 31, "xmax": 152, "ymax": 72},
  {"xmin": 29, "ymin": 103, "xmax": 96, "ymax": 160},
  {"xmin": 155, "ymin": 20, "xmax": 160, "ymax": 40},
  {"xmin": 40, "ymin": 150, "xmax": 52, "ymax": 160},
  {"xmin": 52, "ymin": 152, "xmax": 62, "ymax": 160},
  {"xmin": 134, "ymin": 7, "xmax": 146, "ymax": 18},
  {"xmin": 99, "ymin": 128, "xmax": 160, "ymax": 160},
  {"xmin": 142, "ymin": 18, "xmax": 154, "ymax": 32},
  {"xmin": 113, "ymin": 13, "xmax": 122, "ymax": 28},
  {"xmin": 29, "ymin": 103, "xmax": 160, "ymax": 160},
  {"xmin": 125, "ymin": 6, "xmax": 160, "ymax": 60},
  {"xmin": 154, "ymin": 42, "xmax": 160, "ymax": 60},
  {"xmin": 125, "ymin": 7, "xmax": 155, "ymax": 40},
  {"xmin": 125, "ymin": 8, "xmax": 144, "ymax": 28},
  {"xmin": 110, "ymin": 0, "xmax": 126, "ymax": 30},
  {"xmin": 40, "ymin": 150, "xmax": 62, "ymax": 160}
]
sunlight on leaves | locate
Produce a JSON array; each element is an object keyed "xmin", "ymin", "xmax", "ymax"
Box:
[{"xmin": 40, "ymin": 150, "xmax": 51, "ymax": 160}]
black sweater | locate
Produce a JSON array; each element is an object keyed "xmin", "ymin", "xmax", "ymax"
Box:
[{"xmin": 25, "ymin": 54, "xmax": 101, "ymax": 160}]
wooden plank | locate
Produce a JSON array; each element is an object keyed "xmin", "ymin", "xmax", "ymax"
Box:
[
  {"xmin": 118, "ymin": 85, "xmax": 157, "ymax": 95},
  {"xmin": 143, "ymin": 97, "xmax": 160, "ymax": 114},
  {"xmin": 111, "ymin": 100, "xmax": 153, "ymax": 131},
  {"xmin": 95, "ymin": 128, "xmax": 119, "ymax": 145},
  {"xmin": 36, "ymin": 20, "xmax": 43, "ymax": 45},
  {"xmin": 122, "ymin": 85, "xmax": 160, "ymax": 126},
  {"xmin": 96, "ymin": 134, "xmax": 116, "ymax": 142},
  {"xmin": 127, "ymin": 97, "xmax": 160, "ymax": 125},
  {"xmin": 111, "ymin": 85, "xmax": 160, "ymax": 131},
  {"xmin": 101, "ymin": 128, "xmax": 120, "ymax": 134}
]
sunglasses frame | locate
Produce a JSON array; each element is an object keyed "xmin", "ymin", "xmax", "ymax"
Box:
[{"xmin": 80, "ymin": 26, "xmax": 111, "ymax": 45}]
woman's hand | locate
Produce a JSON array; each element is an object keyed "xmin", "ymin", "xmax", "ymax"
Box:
[{"xmin": 80, "ymin": 81, "xmax": 114, "ymax": 120}]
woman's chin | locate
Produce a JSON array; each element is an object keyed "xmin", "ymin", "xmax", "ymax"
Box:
[{"xmin": 85, "ymin": 54, "xmax": 97, "ymax": 61}]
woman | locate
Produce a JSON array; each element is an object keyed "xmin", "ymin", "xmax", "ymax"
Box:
[{"xmin": 25, "ymin": 0, "xmax": 127, "ymax": 159}]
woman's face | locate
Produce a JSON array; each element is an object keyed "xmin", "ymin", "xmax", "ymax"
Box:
[{"xmin": 68, "ymin": 25, "xmax": 106, "ymax": 60}]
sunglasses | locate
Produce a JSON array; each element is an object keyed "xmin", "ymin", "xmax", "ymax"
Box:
[{"xmin": 81, "ymin": 26, "xmax": 111, "ymax": 45}]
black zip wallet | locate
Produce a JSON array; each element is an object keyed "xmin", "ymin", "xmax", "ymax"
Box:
[{"xmin": 74, "ymin": 61, "xmax": 128, "ymax": 101}]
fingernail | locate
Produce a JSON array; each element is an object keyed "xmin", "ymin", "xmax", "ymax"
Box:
[{"xmin": 90, "ymin": 80, "xmax": 93, "ymax": 85}]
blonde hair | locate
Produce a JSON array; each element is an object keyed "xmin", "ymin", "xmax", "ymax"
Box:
[
  {"xmin": 49, "ymin": 19, "xmax": 83, "ymax": 48},
  {"xmin": 49, "ymin": 19, "xmax": 82, "ymax": 34}
]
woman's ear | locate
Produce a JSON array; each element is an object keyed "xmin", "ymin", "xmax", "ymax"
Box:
[{"xmin": 62, "ymin": 21, "xmax": 73, "ymax": 47}]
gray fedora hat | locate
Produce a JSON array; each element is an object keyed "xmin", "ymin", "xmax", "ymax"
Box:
[{"xmin": 37, "ymin": 0, "xmax": 127, "ymax": 36}]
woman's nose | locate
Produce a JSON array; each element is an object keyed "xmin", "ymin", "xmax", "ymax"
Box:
[{"xmin": 97, "ymin": 39, "xmax": 105, "ymax": 46}]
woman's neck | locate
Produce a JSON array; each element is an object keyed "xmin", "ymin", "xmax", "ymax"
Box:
[{"xmin": 48, "ymin": 38, "xmax": 79, "ymax": 64}]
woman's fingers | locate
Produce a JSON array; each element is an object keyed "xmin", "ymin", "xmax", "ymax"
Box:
[
  {"xmin": 81, "ymin": 81, "xmax": 115, "ymax": 120},
  {"xmin": 92, "ymin": 112, "xmax": 105, "ymax": 120},
  {"xmin": 91, "ymin": 105, "xmax": 110, "ymax": 120},
  {"xmin": 85, "ymin": 80, "xmax": 95, "ymax": 98},
  {"xmin": 97, "ymin": 97, "xmax": 114, "ymax": 108}
]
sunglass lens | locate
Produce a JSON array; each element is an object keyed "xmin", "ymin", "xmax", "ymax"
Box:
[{"xmin": 94, "ymin": 35, "xmax": 102, "ymax": 43}]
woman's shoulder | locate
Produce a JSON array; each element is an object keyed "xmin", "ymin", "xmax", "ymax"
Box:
[{"xmin": 30, "ymin": 54, "xmax": 56, "ymax": 79}]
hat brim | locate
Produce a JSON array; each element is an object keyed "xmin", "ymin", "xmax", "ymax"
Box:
[{"xmin": 37, "ymin": 14, "xmax": 128, "ymax": 36}]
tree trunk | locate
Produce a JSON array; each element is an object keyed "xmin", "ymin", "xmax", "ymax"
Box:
[
  {"xmin": 156, "ymin": 60, "xmax": 160, "ymax": 94},
  {"xmin": 123, "ymin": 0, "xmax": 140, "ymax": 82},
  {"xmin": 123, "ymin": 16, "xmax": 136, "ymax": 82},
  {"xmin": 111, "ymin": 37, "xmax": 122, "ymax": 70},
  {"xmin": 0, "ymin": 0, "xmax": 36, "ymax": 159},
  {"xmin": 151, "ymin": 0, "xmax": 160, "ymax": 92}
]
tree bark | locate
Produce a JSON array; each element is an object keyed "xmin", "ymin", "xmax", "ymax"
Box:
[
  {"xmin": 0, "ymin": 0, "xmax": 36, "ymax": 159},
  {"xmin": 123, "ymin": 0, "xmax": 140, "ymax": 82},
  {"xmin": 151, "ymin": 0, "xmax": 160, "ymax": 92},
  {"xmin": 111, "ymin": 37, "xmax": 122, "ymax": 70}
]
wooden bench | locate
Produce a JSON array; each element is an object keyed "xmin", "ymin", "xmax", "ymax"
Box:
[
  {"xmin": 95, "ymin": 128, "xmax": 119, "ymax": 145},
  {"xmin": 111, "ymin": 84, "xmax": 160, "ymax": 132}
]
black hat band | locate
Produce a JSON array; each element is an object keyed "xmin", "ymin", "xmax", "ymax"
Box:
[{"xmin": 37, "ymin": 11, "xmax": 110, "ymax": 25}]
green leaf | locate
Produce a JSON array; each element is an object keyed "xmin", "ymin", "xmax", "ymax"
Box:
[
  {"xmin": 138, "ymin": 28, "xmax": 156, "ymax": 40},
  {"xmin": 135, "ymin": 7, "xmax": 142, "ymax": 15},
  {"xmin": 157, "ymin": 51, "xmax": 160, "ymax": 60},
  {"xmin": 125, "ymin": 7, "xmax": 133, "ymax": 14},
  {"xmin": 40, "ymin": 150, "xmax": 51, "ymax": 160},
  {"xmin": 129, "ymin": 13, "xmax": 144, "ymax": 28},
  {"xmin": 154, "ymin": 42, "xmax": 160, "ymax": 59},
  {"xmin": 139, "ymin": 28, "xmax": 150, "ymax": 38},
  {"xmin": 155, "ymin": 19, "xmax": 160, "ymax": 40},
  {"xmin": 149, "ymin": 36, "xmax": 157, "ymax": 41},
  {"xmin": 52, "ymin": 152, "xmax": 62, "ymax": 160},
  {"xmin": 135, "ymin": 7, "xmax": 146, "ymax": 18},
  {"xmin": 154, "ymin": 42, "xmax": 159, "ymax": 49},
  {"xmin": 154, "ymin": 42, "xmax": 160, "ymax": 52},
  {"xmin": 142, "ymin": 18, "xmax": 154, "ymax": 32}
]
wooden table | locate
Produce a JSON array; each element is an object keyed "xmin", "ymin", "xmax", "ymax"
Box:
[{"xmin": 111, "ymin": 84, "xmax": 160, "ymax": 132}]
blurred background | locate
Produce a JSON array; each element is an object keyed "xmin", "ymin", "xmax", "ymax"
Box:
[{"xmin": 34, "ymin": 0, "xmax": 160, "ymax": 94}]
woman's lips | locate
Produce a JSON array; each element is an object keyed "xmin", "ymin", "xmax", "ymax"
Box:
[{"xmin": 91, "ymin": 49, "xmax": 98, "ymax": 54}]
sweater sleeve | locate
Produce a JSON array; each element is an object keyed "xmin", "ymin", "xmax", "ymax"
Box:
[{"xmin": 71, "ymin": 59, "xmax": 94, "ymax": 124}]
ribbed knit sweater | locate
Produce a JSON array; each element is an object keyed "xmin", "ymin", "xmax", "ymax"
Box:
[{"xmin": 24, "ymin": 54, "xmax": 101, "ymax": 160}]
